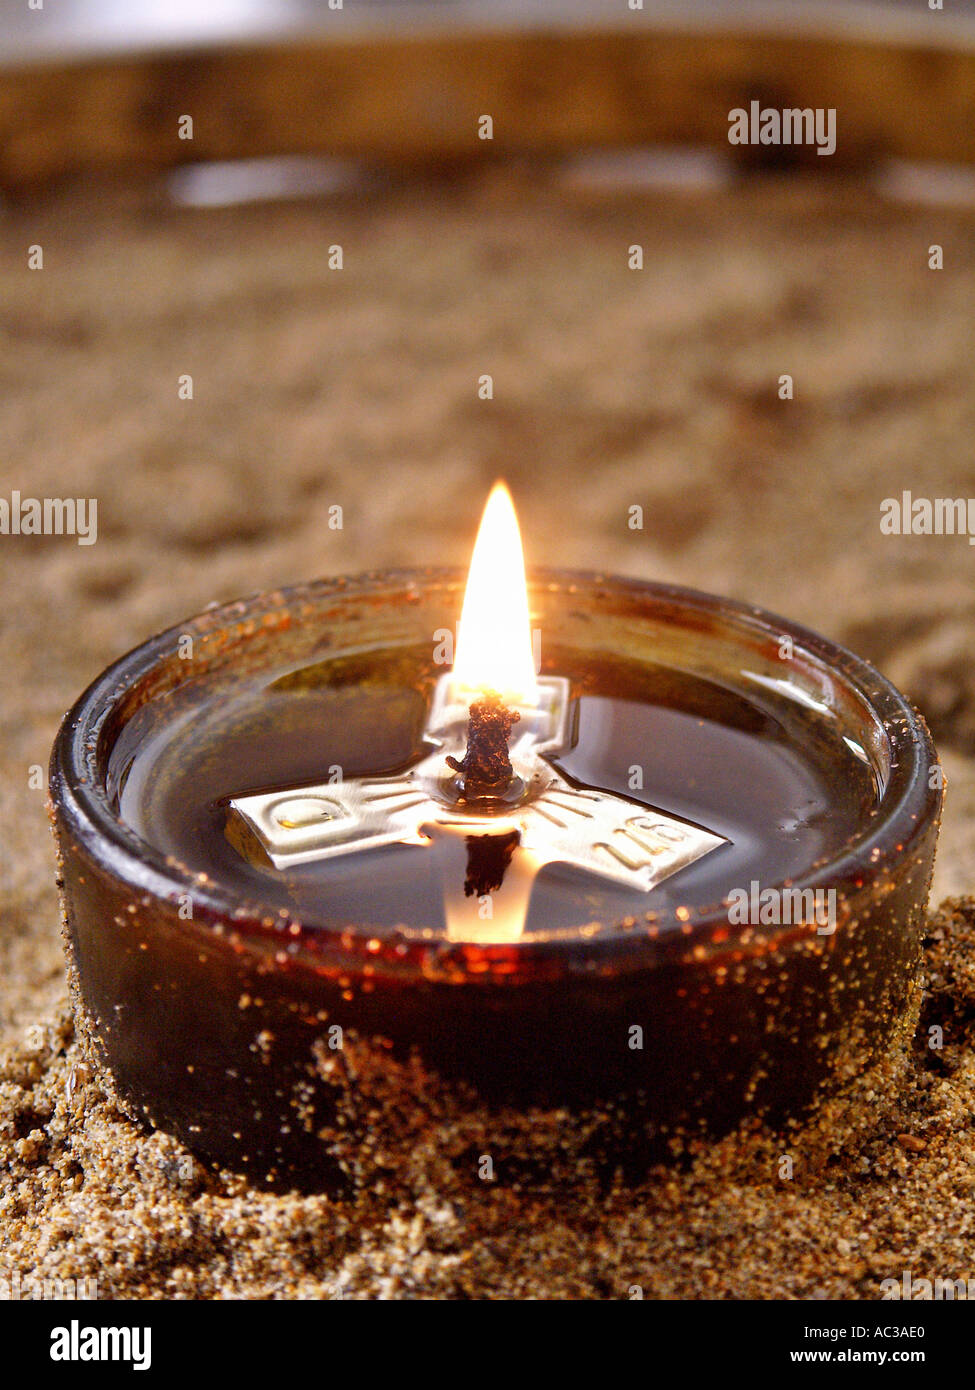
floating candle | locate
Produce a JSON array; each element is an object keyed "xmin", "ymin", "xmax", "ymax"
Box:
[{"xmin": 50, "ymin": 487, "xmax": 941, "ymax": 1187}]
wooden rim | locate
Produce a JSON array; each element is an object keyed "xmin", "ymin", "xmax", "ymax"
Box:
[{"xmin": 2, "ymin": 3, "xmax": 975, "ymax": 191}]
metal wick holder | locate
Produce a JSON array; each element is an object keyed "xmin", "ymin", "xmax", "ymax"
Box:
[{"xmin": 227, "ymin": 673, "xmax": 727, "ymax": 895}]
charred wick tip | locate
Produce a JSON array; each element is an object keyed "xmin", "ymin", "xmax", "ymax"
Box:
[
  {"xmin": 462, "ymin": 829, "xmax": 520, "ymax": 898},
  {"xmin": 446, "ymin": 690, "xmax": 521, "ymax": 796}
]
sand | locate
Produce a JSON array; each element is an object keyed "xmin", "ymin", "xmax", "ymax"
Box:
[{"xmin": 2, "ymin": 165, "xmax": 975, "ymax": 1297}]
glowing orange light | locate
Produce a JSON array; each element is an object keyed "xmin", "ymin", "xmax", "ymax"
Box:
[{"xmin": 451, "ymin": 481, "xmax": 538, "ymax": 705}]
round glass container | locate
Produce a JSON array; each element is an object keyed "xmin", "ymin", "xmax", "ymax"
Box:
[{"xmin": 49, "ymin": 571, "xmax": 941, "ymax": 1187}]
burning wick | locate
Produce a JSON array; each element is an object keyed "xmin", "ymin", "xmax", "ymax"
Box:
[
  {"xmin": 446, "ymin": 480, "xmax": 535, "ymax": 801},
  {"xmin": 446, "ymin": 690, "xmax": 521, "ymax": 797}
]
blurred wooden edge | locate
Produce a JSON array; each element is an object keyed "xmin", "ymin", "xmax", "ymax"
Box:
[{"xmin": 1, "ymin": 12, "xmax": 974, "ymax": 192}]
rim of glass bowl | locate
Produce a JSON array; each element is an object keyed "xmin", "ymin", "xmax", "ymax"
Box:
[{"xmin": 50, "ymin": 568, "xmax": 940, "ymax": 983}]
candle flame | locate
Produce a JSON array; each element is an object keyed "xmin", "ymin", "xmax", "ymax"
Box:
[{"xmin": 451, "ymin": 482, "xmax": 538, "ymax": 706}]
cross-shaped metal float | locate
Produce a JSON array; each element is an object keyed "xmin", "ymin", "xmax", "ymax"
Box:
[{"xmin": 227, "ymin": 675, "xmax": 727, "ymax": 940}]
